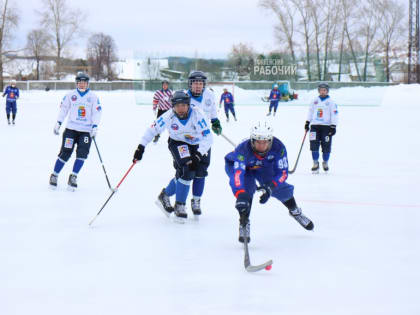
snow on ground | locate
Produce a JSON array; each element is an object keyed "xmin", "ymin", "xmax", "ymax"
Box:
[{"xmin": 1, "ymin": 85, "xmax": 419, "ymax": 315}]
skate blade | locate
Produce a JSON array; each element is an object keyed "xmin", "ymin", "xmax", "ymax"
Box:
[
  {"xmin": 49, "ymin": 185, "xmax": 57, "ymax": 191},
  {"xmin": 154, "ymin": 200, "xmax": 172, "ymax": 218},
  {"xmin": 193, "ymin": 215, "xmax": 200, "ymax": 222},
  {"xmin": 67, "ymin": 185, "xmax": 76, "ymax": 192},
  {"xmin": 312, "ymin": 170, "xmax": 319, "ymax": 174},
  {"xmin": 172, "ymin": 216, "xmax": 187, "ymax": 224}
]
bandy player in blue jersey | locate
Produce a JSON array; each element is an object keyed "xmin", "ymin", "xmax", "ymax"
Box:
[
  {"xmin": 219, "ymin": 88, "xmax": 237, "ymax": 122},
  {"xmin": 225, "ymin": 121, "xmax": 314, "ymax": 243},
  {"xmin": 3, "ymin": 80, "xmax": 19, "ymax": 125}
]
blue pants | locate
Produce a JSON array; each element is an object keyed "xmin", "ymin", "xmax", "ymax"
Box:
[
  {"xmin": 6, "ymin": 101, "xmax": 17, "ymax": 115},
  {"xmin": 269, "ymin": 101, "xmax": 279, "ymax": 112},
  {"xmin": 224, "ymin": 103, "xmax": 235, "ymax": 118},
  {"xmin": 225, "ymin": 163, "xmax": 294, "ymax": 204}
]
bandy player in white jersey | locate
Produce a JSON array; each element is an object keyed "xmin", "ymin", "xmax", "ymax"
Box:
[
  {"xmin": 184, "ymin": 71, "xmax": 222, "ymax": 216},
  {"xmin": 132, "ymin": 90, "xmax": 213, "ymax": 222},
  {"xmin": 49, "ymin": 72, "xmax": 102, "ymax": 190}
]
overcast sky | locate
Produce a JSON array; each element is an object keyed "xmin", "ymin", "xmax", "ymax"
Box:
[{"xmin": 15, "ymin": 0, "xmax": 281, "ymax": 60}]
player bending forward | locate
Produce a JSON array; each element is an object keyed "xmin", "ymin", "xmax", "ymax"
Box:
[
  {"xmin": 225, "ymin": 121, "xmax": 314, "ymax": 243},
  {"xmin": 133, "ymin": 90, "xmax": 213, "ymax": 222}
]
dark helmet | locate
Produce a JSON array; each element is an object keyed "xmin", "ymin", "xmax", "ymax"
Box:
[
  {"xmin": 76, "ymin": 72, "xmax": 90, "ymax": 83},
  {"xmin": 188, "ymin": 70, "xmax": 207, "ymax": 96},
  {"xmin": 318, "ymin": 82, "xmax": 329, "ymax": 92},
  {"xmin": 171, "ymin": 90, "xmax": 191, "ymax": 107},
  {"xmin": 162, "ymin": 80, "xmax": 169, "ymax": 85}
]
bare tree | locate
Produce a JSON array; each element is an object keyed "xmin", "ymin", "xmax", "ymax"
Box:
[
  {"xmin": 87, "ymin": 33, "xmax": 117, "ymax": 81},
  {"xmin": 259, "ymin": 0, "xmax": 297, "ymax": 65},
  {"xmin": 0, "ymin": 0, "xmax": 18, "ymax": 90},
  {"xmin": 375, "ymin": 0, "xmax": 405, "ymax": 82},
  {"xmin": 38, "ymin": 0, "xmax": 85, "ymax": 79},
  {"xmin": 228, "ymin": 42, "xmax": 256, "ymax": 78},
  {"xmin": 26, "ymin": 29, "xmax": 52, "ymax": 80},
  {"xmin": 321, "ymin": 0, "xmax": 340, "ymax": 80}
]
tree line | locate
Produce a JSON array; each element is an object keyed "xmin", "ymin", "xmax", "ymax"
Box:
[{"xmin": 0, "ymin": 0, "xmax": 118, "ymax": 89}]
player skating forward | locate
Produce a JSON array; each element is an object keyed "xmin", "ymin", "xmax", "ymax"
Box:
[
  {"xmin": 133, "ymin": 90, "xmax": 213, "ymax": 222},
  {"xmin": 266, "ymin": 84, "xmax": 281, "ymax": 116},
  {"xmin": 186, "ymin": 71, "xmax": 222, "ymax": 216},
  {"xmin": 304, "ymin": 83, "xmax": 339, "ymax": 173},
  {"xmin": 3, "ymin": 79, "xmax": 19, "ymax": 125},
  {"xmin": 219, "ymin": 88, "xmax": 237, "ymax": 122},
  {"xmin": 49, "ymin": 72, "xmax": 102, "ymax": 190},
  {"xmin": 152, "ymin": 80, "xmax": 173, "ymax": 143},
  {"xmin": 225, "ymin": 121, "xmax": 314, "ymax": 243}
]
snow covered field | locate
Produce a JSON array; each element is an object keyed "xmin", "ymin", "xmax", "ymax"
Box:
[{"xmin": 1, "ymin": 85, "xmax": 419, "ymax": 315}]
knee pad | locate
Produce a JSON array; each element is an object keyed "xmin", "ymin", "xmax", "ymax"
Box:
[
  {"xmin": 58, "ymin": 149, "xmax": 72, "ymax": 162},
  {"xmin": 179, "ymin": 164, "xmax": 195, "ymax": 181},
  {"xmin": 310, "ymin": 140, "xmax": 320, "ymax": 151}
]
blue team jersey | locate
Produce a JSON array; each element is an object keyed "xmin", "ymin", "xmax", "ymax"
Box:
[
  {"xmin": 220, "ymin": 92, "xmax": 234, "ymax": 105},
  {"xmin": 3, "ymin": 86, "xmax": 19, "ymax": 102},
  {"xmin": 269, "ymin": 89, "xmax": 281, "ymax": 103},
  {"xmin": 225, "ymin": 137, "xmax": 289, "ymax": 196}
]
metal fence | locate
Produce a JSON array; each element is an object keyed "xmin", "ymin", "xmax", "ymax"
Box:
[{"xmin": 13, "ymin": 80, "xmax": 398, "ymax": 92}]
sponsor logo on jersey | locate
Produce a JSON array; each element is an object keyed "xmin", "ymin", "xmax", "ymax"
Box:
[
  {"xmin": 177, "ymin": 145, "xmax": 190, "ymax": 158},
  {"xmin": 96, "ymin": 106, "xmax": 102, "ymax": 112},
  {"xmin": 317, "ymin": 108, "xmax": 323, "ymax": 118},
  {"xmin": 64, "ymin": 138, "xmax": 74, "ymax": 149},
  {"xmin": 267, "ymin": 155, "xmax": 274, "ymax": 160},
  {"xmin": 205, "ymin": 99, "xmax": 212, "ymax": 106},
  {"xmin": 273, "ymin": 94, "xmax": 277, "ymax": 99},
  {"xmin": 184, "ymin": 134, "xmax": 199, "ymax": 143},
  {"xmin": 78, "ymin": 106, "xmax": 86, "ymax": 118},
  {"xmin": 278, "ymin": 170, "xmax": 287, "ymax": 183},
  {"xmin": 71, "ymin": 95, "xmax": 77, "ymax": 101},
  {"xmin": 234, "ymin": 170, "xmax": 242, "ymax": 187},
  {"xmin": 171, "ymin": 123, "xmax": 179, "ymax": 130},
  {"xmin": 10, "ymin": 92, "xmax": 15, "ymax": 98},
  {"xmin": 237, "ymin": 155, "xmax": 244, "ymax": 161},
  {"xmin": 314, "ymin": 101, "xmax": 318, "ymax": 105},
  {"xmin": 334, "ymin": 110, "xmax": 338, "ymax": 114}
]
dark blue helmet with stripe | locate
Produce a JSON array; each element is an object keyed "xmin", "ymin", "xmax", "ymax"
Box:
[{"xmin": 188, "ymin": 71, "xmax": 207, "ymax": 96}]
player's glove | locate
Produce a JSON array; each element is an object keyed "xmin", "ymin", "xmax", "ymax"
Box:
[
  {"xmin": 304, "ymin": 121, "xmax": 310, "ymax": 131},
  {"xmin": 235, "ymin": 192, "xmax": 251, "ymax": 214},
  {"xmin": 328, "ymin": 125, "xmax": 336, "ymax": 136},
  {"xmin": 257, "ymin": 182, "xmax": 276, "ymax": 204},
  {"xmin": 189, "ymin": 151, "xmax": 203, "ymax": 171},
  {"xmin": 211, "ymin": 118, "xmax": 222, "ymax": 135},
  {"xmin": 90, "ymin": 125, "xmax": 98, "ymax": 138},
  {"xmin": 53, "ymin": 121, "xmax": 62, "ymax": 135},
  {"xmin": 133, "ymin": 144, "xmax": 145, "ymax": 163}
]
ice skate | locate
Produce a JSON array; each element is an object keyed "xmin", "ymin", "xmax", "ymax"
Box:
[
  {"xmin": 174, "ymin": 201, "xmax": 187, "ymax": 223},
  {"xmin": 233, "ymin": 116, "xmax": 237, "ymax": 121},
  {"xmin": 155, "ymin": 188, "xmax": 174, "ymax": 217},
  {"xmin": 322, "ymin": 161, "xmax": 329, "ymax": 172},
  {"xmin": 12, "ymin": 120, "xmax": 15, "ymax": 125},
  {"xmin": 289, "ymin": 207, "xmax": 314, "ymax": 231},
  {"xmin": 67, "ymin": 174, "xmax": 77, "ymax": 191},
  {"xmin": 7, "ymin": 119, "xmax": 10, "ymax": 125},
  {"xmin": 311, "ymin": 161, "xmax": 319, "ymax": 174},
  {"xmin": 266, "ymin": 112, "xmax": 271, "ymax": 116},
  {"xmin": 238, "ymin": 221, "xmax": 250, "ymax": 243},
  {"xmin": 49, "ymin": 173, "xmax": 58, "ymax": 189},
  {"xmin": 191, "ymin": 197, "xmax": 201, "ymax": 220},
  {"xmin": 273, "ymin": 111, "xmax": 276, "ymax": 117},
  {"xmin": 226, "ymin": 117, "xmax": 229, "ymax": 122}
]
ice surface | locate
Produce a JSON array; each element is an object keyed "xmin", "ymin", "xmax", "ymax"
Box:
[{"xmin": 1, "ymin": 85, "xmax": 419, "ymax": 315}]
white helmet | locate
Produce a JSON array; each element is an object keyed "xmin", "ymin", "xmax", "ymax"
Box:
[
  {"xmin": 250, "ymin": 121, "xmax": 274, "ymax": 154},
  {"xmin": 11, "ymin": 79, "xmax": 16, "ymax": 86}
]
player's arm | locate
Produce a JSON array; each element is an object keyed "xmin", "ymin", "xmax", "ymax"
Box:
[
  {"xmin": 306, "ymin": 100, "xmax": 315, "ymax": 122},
  {"xmin": 152, "ymin": 91, "xmax": 159, "ymax": 111},
  {"xmin": 228, "ymin": 154, "xmax": 247, "ymax": 198},
  {"xmin": 16, "ymin": 88, "xmax": 19, "ymax": 99},
  {"xmin": 56, "ymin": 94, "xmax": 71, "ymax": 123},
  {"xmin": 272, "ymin": 146, "xmax": 289, "ymax": 186},
  {"xmin": 330, "ymin": 101, "xmax": 339, "ymax": 126},
  {"xmin": 196, "ymin": 112, "xmax": 213, "ymax": 156},
  {"xmin": 90, "ymin": 97, "xmax": 102, "ymax": 137}
]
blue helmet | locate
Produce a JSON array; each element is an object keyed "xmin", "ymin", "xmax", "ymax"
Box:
[{"xmin": 188, "ymin": 71, "xmax": 207, "ymax": 97}]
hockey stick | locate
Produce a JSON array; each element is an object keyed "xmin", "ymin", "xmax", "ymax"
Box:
[
  {"xmin": 89, "ymin": 162, "xmax": 137, "ymax": 226},
  {"xmin": 221, "ymin": 133, "xmax": 237, "ymax": 147},
  {"xmin": 92, "ymin": 137, "xmax": 113, "ymax": 190},
  {"xmin": 244, "ymin": 235, "xmax": 273, "ymax": 272},
  {"xmin": 288, "ymin": 130, "xmax": 308, "ymax": 174},
  {"xmin": 261, "ymin": 96, "xmax": 269, "ymax": 103}
]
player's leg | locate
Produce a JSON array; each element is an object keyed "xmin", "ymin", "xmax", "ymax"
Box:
[
  {"xmin": 267, "ymin": 102, "xmax": 273, "ymax": 116},
  {"xmin": 271, "ymin": 184, "xmax": 314, "ymax": 230},
  {"xmin": 224, "ymin": 104, "xmax": 229, "ymax": 122},
  {"xmin": 225, "ymin": 162, "xmax": 256, "ymax": 243},
  {"xmin": 191, "ymin": 148, "xmax": 211, "ymax": 216},
  {"xmin": 69, "ymin": 132, "xmax": 92, "ymax": 189},
  {"xmin": 6, "ymin": 102, "xmax": 11, "ymax": 124},
  {"xmin": 11, "ymin": 102, "xmax": 17, "ymax": 124},
  {"xmin": 273, "ymin": 102, "xmax": 278, "ymax": 116},
  {"xmin": 230, "ymin": 104, "xmax": 237, "ymax": 121},
  {"xmin": 309, "ymin": 125, "xmax": 321, "ymax": 172},
  {"xmin": 49, "ymin": 129, "xmax": 77, "ymax": 187},
  {"xmin": 320, "ymin": 126, "xmax": 332, "ymax": 171}
]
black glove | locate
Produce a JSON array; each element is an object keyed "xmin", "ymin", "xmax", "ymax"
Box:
[
  {"xmin": 211, "ymin": 119, "xmax": 222, "ymax": 135},
  {"xmin": 304, "ymin": 121, "xmax": 310, "ymax": 131},
  {"xmin": 133, "ymin": 144, "xmax": 145, "ymax": 162},
  {"xmin": 189, "ymin": 151, "xmax": 203, "ymax": 171},
  {"xmin": 257, "ymin": 182, "xmax": 275, "ymax": 204},
  {"xmin": 235, "ymin": 192, "xmax": 251, "ymax": 214},
  {"xmin": 328, "ymin": 125, "xmax": 336, "ymax": 136}
]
